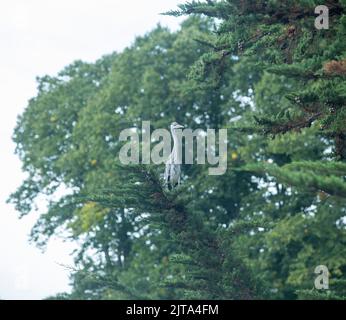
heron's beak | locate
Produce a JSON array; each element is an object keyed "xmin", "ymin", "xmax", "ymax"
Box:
[{"xmin": 177, "ymin": 124, "xmax": 184, "ymax": 129}]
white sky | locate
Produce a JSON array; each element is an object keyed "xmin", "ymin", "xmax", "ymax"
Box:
[{"xmin": 0, "ymin": 0, "xmax": 183, "ymax": 300}]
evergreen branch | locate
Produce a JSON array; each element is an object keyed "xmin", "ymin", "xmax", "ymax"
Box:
[
  {"xmin": 284, "ymin": 161, "xmax": 346, "ymax": 177},
  {"xmin": 162, "ymin": 1, "xmax": 231, "ymax": 19},
  {"xmin": 237, "ymin": 162, "xmax": 346, "ymax": 198},
  {"xmin": 57, "ymin": 263, "xmax": 147, "ymax": 300},
  {"xmin": 254, "ymin": 112, "xmax": 322, "ymax": 135},
  {"xmin": 86, "ymin": 163, "xmax": 261, "ymax": 299},
  {"xmin": 297, "ymin": 289, "xmax": 346, "ymax": 300}
]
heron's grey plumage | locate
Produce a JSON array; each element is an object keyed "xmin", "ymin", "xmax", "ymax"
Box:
[{"xmin": 164, "ymin": 122, "xmax": 184, "ymax": 189}]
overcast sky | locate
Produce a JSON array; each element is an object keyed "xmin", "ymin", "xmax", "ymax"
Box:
[{"xmin": 0, "ymin": 0, "xmax": 183, "ymax": 300}]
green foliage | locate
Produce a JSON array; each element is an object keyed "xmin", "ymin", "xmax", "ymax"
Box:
[
  {"xmin": 239, "ymin": 161, "xmax": 346, "ymax": 198},
  {"xmin": 9, "ymin": 2, "xmax": 346, "ymax": 300},
  {"xmin": 166, "ymin": 0, "xmax": 346, "ymax": 300},
  {"xmin": 168, "ymin": 0, "xmax": 346, "ymax": 159}
]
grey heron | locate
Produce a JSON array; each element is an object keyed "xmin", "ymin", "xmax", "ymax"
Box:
[{"xmin": 164, "ymin": 122, "xmax": 184, "ymax": 189}]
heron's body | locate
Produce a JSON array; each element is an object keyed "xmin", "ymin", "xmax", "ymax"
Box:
[
  {"xmin": 164, "ymin": 122, "xmax": 184, "ymax": 189},
  {"xmin": 164, "ymin": 155, "xmax": 181, "ymax": 187}
]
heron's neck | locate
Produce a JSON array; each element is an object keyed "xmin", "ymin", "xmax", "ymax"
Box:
[{"xmin": 172, "ymin": 131, "xmax": 182, "ymax": 161}]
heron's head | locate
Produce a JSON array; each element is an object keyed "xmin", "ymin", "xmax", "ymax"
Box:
[{"xmin": 170, "ymin": 122, "xmax": 184, "ymax": 132}]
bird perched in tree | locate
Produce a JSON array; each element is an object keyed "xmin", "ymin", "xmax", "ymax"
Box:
[{"xmin": 164, "ymin": 122, "xmax": 184, "ymax": 189}]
